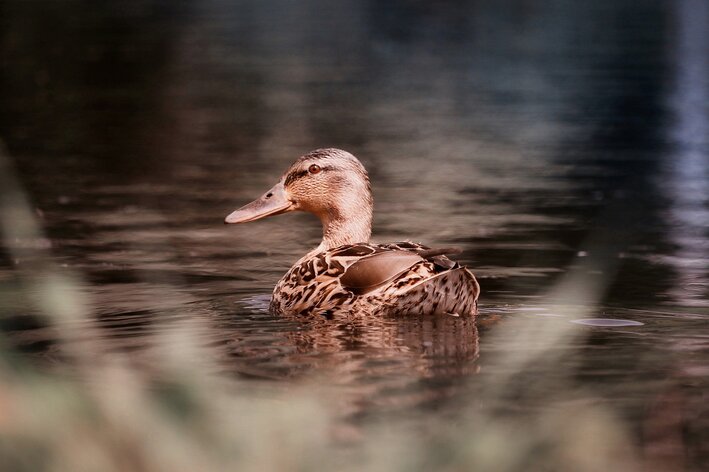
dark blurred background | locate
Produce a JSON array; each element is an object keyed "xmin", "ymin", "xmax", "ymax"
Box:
[{"xmin": 1, "ymin": 1, "xmax": 708, "ymax": 470}]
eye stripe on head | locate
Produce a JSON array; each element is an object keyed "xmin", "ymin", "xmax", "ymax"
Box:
[
  {"xmin": 284, "ymin": 165, "xmax": 333, "ymax": 186},
  {"xmin": 284, "ymin": 169, "xmax": 309, "ymax": 186}
]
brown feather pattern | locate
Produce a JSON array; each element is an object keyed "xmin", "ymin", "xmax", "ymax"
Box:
[{"xmin": 270, "ymin": 241, "xmax": 480, "ymax": 317}]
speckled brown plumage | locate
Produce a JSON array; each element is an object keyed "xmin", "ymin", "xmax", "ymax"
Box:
[{"xmin": 270, "ymin": 242, "xmax": 480, "ymax": 317}]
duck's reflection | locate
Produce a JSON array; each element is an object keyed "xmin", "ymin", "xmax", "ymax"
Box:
[
  {"xmin": 276, "ymin": 312, "xmax": 481, "ymax": 416},
  {"xmin": 286, "ymin": 314, "xmax": 479, "ymax": 368},
  {"xmin": 218, "ymin": 305, "xmax": 480, "ymax": 382}
]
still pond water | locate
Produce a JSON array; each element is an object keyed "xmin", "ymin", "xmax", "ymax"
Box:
[{"xmin": 1, "ymin": 0, "xmax": 708, "ymax": 468}]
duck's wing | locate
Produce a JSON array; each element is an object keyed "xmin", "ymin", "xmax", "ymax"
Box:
[
  {"xmin": 336, "ymin": 242, "xmax": 466, "ymax": 294},
  {"xmin": 339, "ymin": 251, "xmax": 424, "ymax": 295}
]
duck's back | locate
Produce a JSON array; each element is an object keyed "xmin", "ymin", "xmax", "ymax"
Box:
[{"xmin": 270, "ymin": 242, "xmax": 479, "ymax": 317}]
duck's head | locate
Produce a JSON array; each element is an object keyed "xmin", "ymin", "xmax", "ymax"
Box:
[{"xmin": 225, "ymin": 148, "xmax": 373, "ymax": 250}]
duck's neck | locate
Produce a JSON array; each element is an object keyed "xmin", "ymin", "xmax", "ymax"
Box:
[
  {"xmin": 320, "ymin": 211, "xmax": 372, "ymax": 250},
  {"xmin": 315, "ymin": 201, "xmax": 372, "ymax": 253}
]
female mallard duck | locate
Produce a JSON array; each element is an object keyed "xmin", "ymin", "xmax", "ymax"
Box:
[{"xmin": 225, "ymin": 148, "xmax": 480, "ymax": 317}]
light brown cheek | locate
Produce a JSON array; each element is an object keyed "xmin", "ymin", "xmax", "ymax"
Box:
[
  {"xmin": 288, "ymin": 183, "xmax": 314, "ymax": 210},
  {"xmin": 290, "ymin": 183, "xmax": 330, "ymax": 213}
]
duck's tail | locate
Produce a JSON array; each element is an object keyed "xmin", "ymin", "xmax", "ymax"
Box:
[{"xmin": 384, "ymin": 267, "xmax": 480, "ymax": 316}]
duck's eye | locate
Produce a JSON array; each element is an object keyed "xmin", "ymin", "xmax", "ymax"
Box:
[{"xmin": 308, "ymin": 164, "xmax": 322, "ymax": 174}]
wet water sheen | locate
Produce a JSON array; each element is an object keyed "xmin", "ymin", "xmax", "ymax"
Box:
[{"xmin": 1, "ymin": 0, "xmax": 708, "ymax": 468}]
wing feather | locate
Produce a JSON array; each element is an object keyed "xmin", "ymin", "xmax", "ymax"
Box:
[{"xmin": 340, "ymin": 251, "xmax": 423, "ymax": 294}]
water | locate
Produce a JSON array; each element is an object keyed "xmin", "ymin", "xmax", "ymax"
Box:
[{"xmin": 1, "ymin": 0, "xmax": 708, "ymax": 469}]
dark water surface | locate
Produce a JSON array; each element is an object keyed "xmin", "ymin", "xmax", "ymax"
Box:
[{"xmin": 1, "ymin": 0, "xmax": 708, "ymax": 468}]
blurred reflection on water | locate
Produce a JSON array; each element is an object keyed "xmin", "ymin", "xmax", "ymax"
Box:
[{"xmin": 0, "ymin": 0, "xmax": 708, "ymax": 468}]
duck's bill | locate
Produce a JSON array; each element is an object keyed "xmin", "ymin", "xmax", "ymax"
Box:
[{"xmin": 224, "ymin": 181, "xmax": 294, "ymax": 224}]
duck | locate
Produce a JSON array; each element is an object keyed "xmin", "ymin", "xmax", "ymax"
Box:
[{"xmin": 224, "ymin": 148, "xmax": 480, "ymax": 317}]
